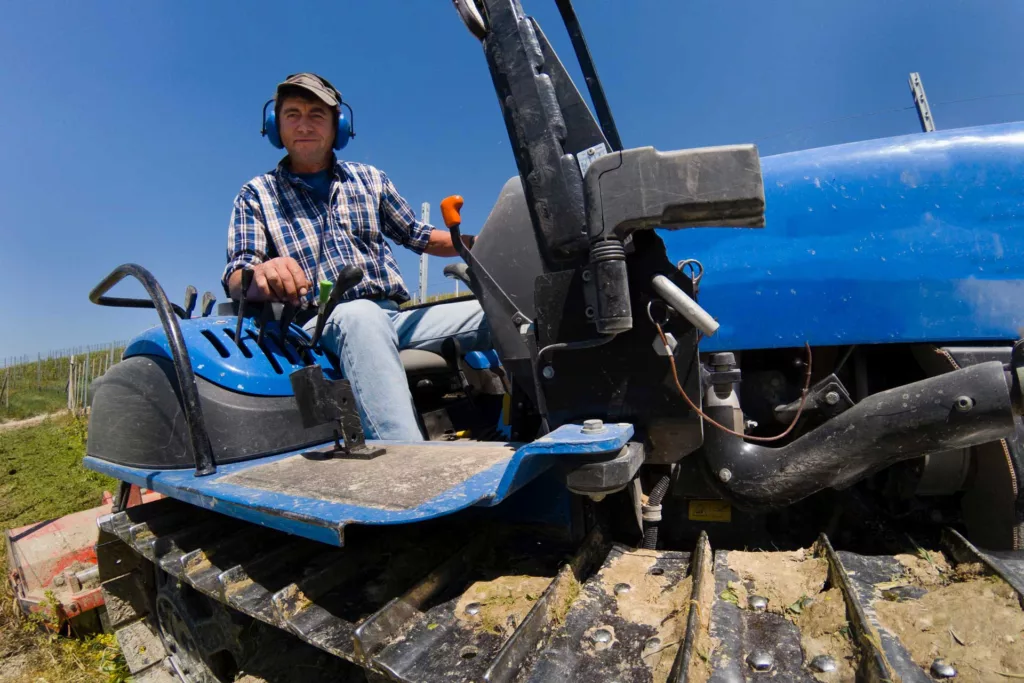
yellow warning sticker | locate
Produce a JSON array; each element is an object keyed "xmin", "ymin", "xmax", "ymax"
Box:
[{"xmin": 688, "ymin": 500, "xmax": 732, "ymax": 523}]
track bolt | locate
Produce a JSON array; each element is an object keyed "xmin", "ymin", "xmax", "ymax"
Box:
[
  {"xmin": 930, "ymin": 658, "xmax": 957, "ymax": 678},
  {"xmin": 718, "ymin": 468, "xmax": 733, "ymax": 483},
  {"xmin": 824, "ymin": 390, "xmax": 840, "ymax": 406},
  {"xmin": 953, "ymin": 396, "xmax": 974, "ymax": 413},
  {"xmin": 810, "ymin": 655, "xmax": 836, "ymax": 673},
  {"xmin": 747, "ymin": 595, "xmax": 768, "ymax": 611},
  {"xmin": 746, "ymin": 650, "xmax": 774, "ymax": 672}
]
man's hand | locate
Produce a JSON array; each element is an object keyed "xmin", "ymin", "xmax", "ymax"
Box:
[{"xmin": 229, "ymin": 257, "xmax": 311, "ymax": 306}]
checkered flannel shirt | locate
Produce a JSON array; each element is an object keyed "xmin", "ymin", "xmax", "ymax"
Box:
[{"xmin": 222, "ymin": 157, "xmax": 433, "ymax": 305}]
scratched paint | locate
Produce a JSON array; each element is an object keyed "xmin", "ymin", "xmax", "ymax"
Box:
[
  {"xmin": 83, "ymin": 423, "xmax": 633, "ymax": 547},
  {"xmin": 663, "ymin": 120, "xmax": 1024, "ymax": 351}
]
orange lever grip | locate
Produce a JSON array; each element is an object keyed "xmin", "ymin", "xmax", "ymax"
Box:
[{"xmin": 440, "ymin": 195, "xmax": 464, "ymax": 229}]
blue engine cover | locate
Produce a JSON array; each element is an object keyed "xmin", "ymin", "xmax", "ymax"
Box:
[
  {"xmin": 664, "ymin": 121, "xmax": 1024, "ymax": 351},
  {"xmin": 124, "ymin": 316, "xmax": 340, "ymax": 396}
]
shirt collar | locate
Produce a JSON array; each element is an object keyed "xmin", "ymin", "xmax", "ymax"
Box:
[{"xmin": 276, "ymin": 154, "xmax": 348, "ymax": 188}]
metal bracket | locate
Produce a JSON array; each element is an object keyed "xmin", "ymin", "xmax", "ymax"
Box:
[
  {"xmin": 774, "ymin": 373, "xmax": 853, "ymax": 422},
  {"xmin": 289, "ymin": 366, "xmax": 385, "ymax": 460}
]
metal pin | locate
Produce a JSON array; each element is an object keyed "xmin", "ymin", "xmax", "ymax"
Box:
[
  {"xmin": 613, "ymin": 583, "xmax": 631, "ymax": 595},
  {"xmin": 747, "ymin": 595, "xmax": 768, "ymax": 611},
  {"xmin": 746, "ymin": 650, "xmax": 774, "ymax": 672},
  {"xmin": 465, "ymin": 602, "xmax": 481, "ymax": 616},
  {"xmin": 809, "ymin": 655, "xmax": 836, "ymax": 673},
  {"xmin": 930, "ymin": 659, "xmax": 957, "ymax": 678}
]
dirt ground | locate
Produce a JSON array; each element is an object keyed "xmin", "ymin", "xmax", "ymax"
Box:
[
  {"xmin": 726, "ymin": 548, "xmax": 857, "ymax": 681},
  {"xmin": 873, "ymin": 552, "xmax": 1024, "ymax": 681}
]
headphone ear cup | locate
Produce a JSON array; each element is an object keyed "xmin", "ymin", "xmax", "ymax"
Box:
[
  {"xmin": 334, "ymin": 110, "xmax": 352, "ymax": 150},
  {"xmin": 263, "ymin": 109, "xmax": 284, "ymax": 149}
]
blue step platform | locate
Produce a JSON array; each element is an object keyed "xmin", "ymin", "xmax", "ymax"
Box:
[{"xmin": 83, "ymin": 423, "xmax": 632, "ymax": 547}]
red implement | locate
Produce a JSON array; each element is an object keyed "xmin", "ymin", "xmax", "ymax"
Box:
[{"xmin": 5, "ymin": 488, "xmax": 161, "ymax": 623}]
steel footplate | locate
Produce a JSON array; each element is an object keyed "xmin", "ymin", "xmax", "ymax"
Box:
[{"xmin": 98, "ymin": 500, "xmax": 1024, "ymax": 682}]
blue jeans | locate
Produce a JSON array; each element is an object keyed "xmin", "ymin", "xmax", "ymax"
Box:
[{"xmin": 303, "ymin": 299, "xmax": 490, "ymax": 441}]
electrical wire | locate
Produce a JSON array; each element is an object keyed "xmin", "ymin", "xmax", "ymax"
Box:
[{"xmin": 654, "ymin": 322, "xmax": 813, "ymax": 442}]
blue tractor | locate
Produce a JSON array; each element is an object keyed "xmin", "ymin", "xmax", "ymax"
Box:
[{"xmin": 81, "ymin": 1, "xmax": 1024, "ymax": 680}]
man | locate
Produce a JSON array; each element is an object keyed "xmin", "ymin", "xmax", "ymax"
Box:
[{"xmin": 222, "ymin": 72, "xmax": 489, "ymax": 441}]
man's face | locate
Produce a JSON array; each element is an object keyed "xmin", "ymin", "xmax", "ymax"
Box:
[{"xmin": 278, "ymin": 96, "xmax": 335, "ymax": 166}]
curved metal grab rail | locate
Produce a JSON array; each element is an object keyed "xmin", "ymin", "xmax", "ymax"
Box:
[{"xmin": 89, "ymin": 263, "xmax": 216, "ymax": 476}]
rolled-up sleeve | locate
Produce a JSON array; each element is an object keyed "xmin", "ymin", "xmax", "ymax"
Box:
[
  {"xmin": 221, "ymin": 189, "xmax": 270, "ymax": 296},
  {"xmin": 378, "ymin": 171, "xmax": 433, "ymax": 255}
]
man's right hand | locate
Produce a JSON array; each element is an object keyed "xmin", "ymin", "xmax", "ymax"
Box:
[{"xmin": 229, "ymin": 257, "xmax": 311, "ymax": 306}]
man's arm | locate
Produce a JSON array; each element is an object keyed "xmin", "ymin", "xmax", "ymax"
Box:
[{"xmin": 424, "ymin": 229, "xmax": 473, "ymax": 257}]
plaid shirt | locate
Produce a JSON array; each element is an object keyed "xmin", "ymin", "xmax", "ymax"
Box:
[{"xmin": 222, "ymin": 157, "xmax": 433, "ymax": 304}]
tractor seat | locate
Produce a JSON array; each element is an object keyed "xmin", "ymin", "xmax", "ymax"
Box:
[{"xmin": 399, "ymin": 349, "xmax": 450, "ymax": 374}]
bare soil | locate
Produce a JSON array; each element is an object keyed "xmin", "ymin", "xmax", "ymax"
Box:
[
  {"xmin": 455, "ymin": 574, "xmax": 552, "ymax": 636},
  {"xmin": 597, "ymin": 549, "xmax": 693, "ymax": 682},
  {"xmin": 873, "ymin": 553, "xmax": 1024, "ymax": 681},
  {"xmin": 727, "ymin": 548, "xmax": 857, "ymax": 680}
]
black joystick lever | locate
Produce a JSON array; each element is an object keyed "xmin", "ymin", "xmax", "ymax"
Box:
[
  {"xmin": 183, "ymin": 285, "xmax": 198, "ymax": 319},
  {"xmin": 200, "ymin": 291, "xmax": 216, "ymax": 317},
  {"xmin": 304, "ymin": 265, "xmax": 364, "ymax": 351},
  {"xmin": 235, "ymin": 269, "xmax": 254, "ymax": 349}
]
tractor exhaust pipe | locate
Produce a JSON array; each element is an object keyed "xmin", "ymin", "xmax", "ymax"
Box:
[{"xmin": 704, "ymin": 360, "xmax": 1016, "ymax": 508}]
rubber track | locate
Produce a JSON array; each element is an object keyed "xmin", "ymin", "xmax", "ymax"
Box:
[{"xmin": 97, "ymin": 499, "xmax": 1024, "ymax": 682}]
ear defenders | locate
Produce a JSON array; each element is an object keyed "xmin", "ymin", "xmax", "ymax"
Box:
[{"xmin": 260, "ymin": 82, "xmax": 355, "ymax": 151}]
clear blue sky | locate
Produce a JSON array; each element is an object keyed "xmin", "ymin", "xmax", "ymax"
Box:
[{"xmin": 2, "ymin": 0, "xmax": 1023, "ymax": 360}]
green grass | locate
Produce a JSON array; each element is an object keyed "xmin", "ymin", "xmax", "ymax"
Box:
[
  {"xmin": 1, "ymin": 414, "xmax": 128, "ymax": 682},
  {"xmin": 0, "ymin": 388, "xmax": 68, "ymax": 423},
  {"xmin": 1, "ymin": 349, "xmax": 123, "ymax": 423},
  {"xmin": 0, "ymin": 414, "xmax": 116, "ymax": 528}
]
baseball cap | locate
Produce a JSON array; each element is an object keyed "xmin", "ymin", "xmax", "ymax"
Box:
[{"xmin": 276, "ymin": 73, "xmax": 341, "ymax": 108}]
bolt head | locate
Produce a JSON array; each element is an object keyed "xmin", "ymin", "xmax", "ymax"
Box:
[
  {"xmin": 746, "ymin": 650, "xmax": 773, "ymax": 672},
  {"xmin": 582, "ymin": 269, "xmax": 592, "ymax": 282},
  {"xmin": 710, "ymin": 352, "xmax": 736, "ymax": 369},
  {"xmin": 809, "ymin": 655, "xmax": 836, "ymax": 673},
  {"xmin": 954, "ymin": 395, "xmax": 974, "ymax": 413},
  {"xmin": 930, "ymin": 659, "xmax": 957, "ymax": 678},
  {"xmin": 824, "ymin": 390, "xmax": 841, "ymax": 406},
  {"xmin": 542, "ymin": 365, "xmax": 555, "ymax": 380},
  {"xmin": 582, "ymin": 419, "xmax": 605, "ymax": 433},
  {"xmin": 52, "ymin": 575, "xmax": 66, "ymax": 587},
  {"xmin": 718, "ymin": 468, "xmax": 733, "ymax": 483},
  {"xmin": 747, "ymin": 595, "xmax": 768, "ymax": 611}
]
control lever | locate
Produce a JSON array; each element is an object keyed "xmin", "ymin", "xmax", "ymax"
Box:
[
  {"xmin": 279, "ymin": 303, "xmax": 298, "ymax": 342},
  {"xmin": 443, "ymin": 263, "xmax": 472, "ymax": 288},
  {"xmin": 235, "ymin": 269, "xmax": 254, "ymax": 349},
  {"xmin": 440, "ymin": 195, "xmax": 475, "ymax": 259},
  {"xmin": 183, "ymin": 286, "xmax": 198, "ymax": 319},
  {"xmin": 304, "ymin": 265, "xmax": 364, "ymax": 350},
  {"xmin": 200, "ymin": 292, "xmax": 216, "ymax": 317}
]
